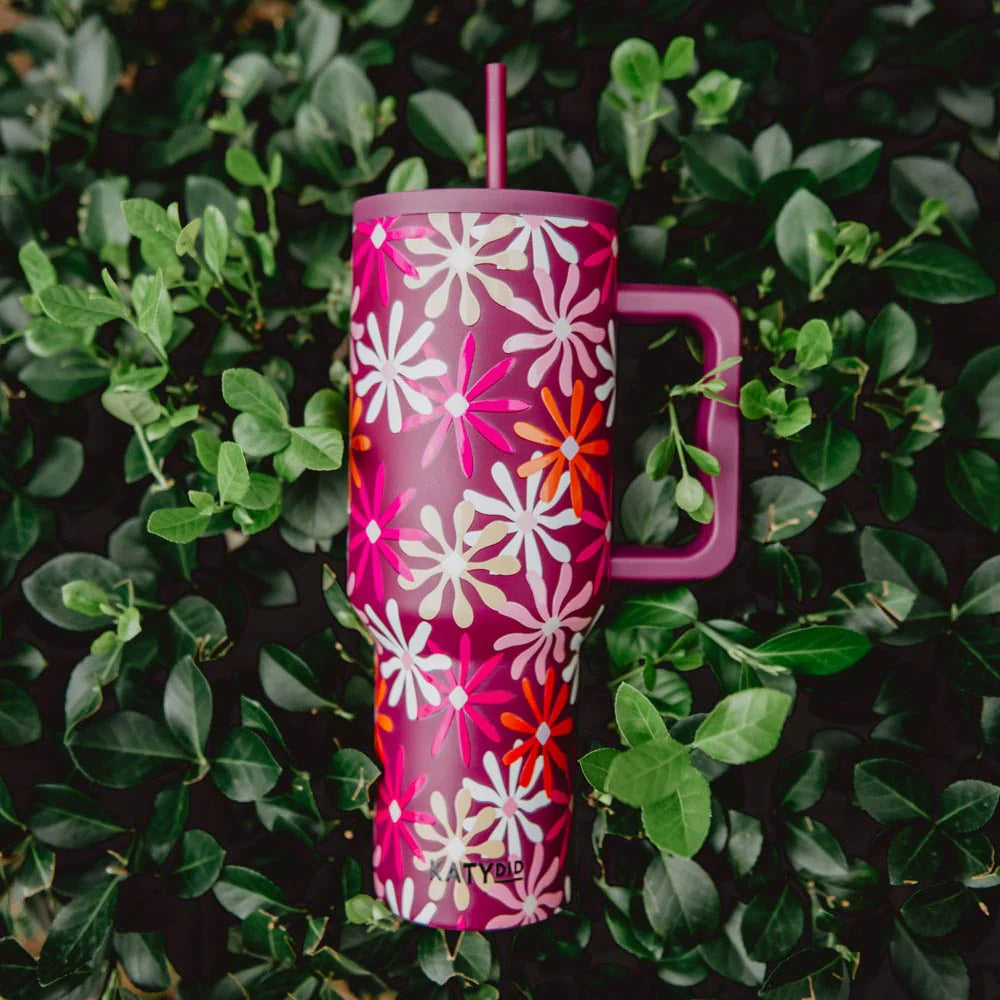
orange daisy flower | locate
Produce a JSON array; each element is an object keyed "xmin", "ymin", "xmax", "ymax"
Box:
[
  {"xmin": 374, "ymin": 671, "xmax": 394, "ymax": 763},
  {"xmin": 513, "ymin": 379, "xmax": 608, "ymax": 518},
  {"xmin": 349, "ymin": 392, "xmax": 371, "ymax": 490},
  {"xmin": 501, "ymin": 667, "xmax": 573, "ymax": 799}
]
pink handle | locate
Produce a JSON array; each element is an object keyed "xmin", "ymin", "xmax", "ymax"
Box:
[{"xmin": 611, "ymin": 284, "xmax": 741, "ymax": 582}]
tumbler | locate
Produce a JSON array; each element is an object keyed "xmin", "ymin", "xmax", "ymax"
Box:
[{"xmin": 348, "ymin": 65, "xmax": 740, "ymax": 930}]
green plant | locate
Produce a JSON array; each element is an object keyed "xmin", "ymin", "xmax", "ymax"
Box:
[{"xmin": 0, "ymin": 1, "xmax": 998, "ymax": 998}]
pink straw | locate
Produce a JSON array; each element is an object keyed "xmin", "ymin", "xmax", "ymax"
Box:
[{"xmin": 485, "ymin": 63, "xmax": 507, "ymax": 189}]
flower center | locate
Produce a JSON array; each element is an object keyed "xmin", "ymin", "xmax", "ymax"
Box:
[
  {"xmin": 502, "ymin": 796, "xmax": 519, "ymax": 818},
  {"xmin": 381, "ymin": 360, "xmax": 397, "ymax": 381},
  {"xmin": 445, "ymin": 836, "xmax": 466, "ymax": 862},
  {"xmin": 523, "ymin": 894, "xmax": 538, "ymax": 917},
  {"xmin": 560, "ymin": 437, "xmax": 579, "ymax": 460},
  {"xmin": 450, "ymin": 245, "xmax": 473, "ymax": 272},
  {"xmin": 388, "ymin": 799, "xmax": 402, "ymax": 824},
  {"xmin": 444, "ymin": 393, "xmax": 470, "ymax": 418},
  {"xmin": 371, "ymin": 222, "xmax": 388, "ymax": 249},
  {"xmin": 400, "ymin": 651, "xmax": 415, "ymax": 672},
  {"xmin": 553, "ymin": 318, "xmax": 573, "ymax": 342},
  {"xmin": 515, "ymin": 510, "xmax": 537, "ymax": 533},
  {"xmin": 365, "ymin": 519, "xmax": 382, "ymax": 544},
  {"xmin": 442, "ymin": 551, "xmax": 467, "ymax": 578},
  {"xmin": 524, "ymin": 214, "xmax": 544, "ymax": 229},
  {"xmin": 536, "ymin": 722, "xmax": 551, "ymax": 746},
  {"xmin": 542, "ymin": 615, "xmax": 561, "ymax": 636},
  {"xmin": 448, "ymin": 686, "xmax": 469, "ymax": 710}
]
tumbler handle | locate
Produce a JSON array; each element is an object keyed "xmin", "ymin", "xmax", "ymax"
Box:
[{"xmin": 610, "ymin": 285, "xmax": 741, "ymax": 582}]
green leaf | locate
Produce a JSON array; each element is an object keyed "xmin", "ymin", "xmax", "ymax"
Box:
[
  {"xmin": 24, "ymin": 436, "xmax": 85, "ymax": 498},
  {"xmin": 699, "ymin": 903, "xmax": 766, "ymax": 987},
  {"xmin": 289, "ymin": 426, "xmax": 344, "ymax": 471},
  {"xmin": 937, "ymin": 780, "xmax": 1000, "ymax": 833},
  {"xmin": 212, "ymin": 726, "xmax": 281, "ymax": 802},
  {"xmin": 234, "ymin": 411, "xmax": 292, "ymax": 457},
  {"xmin": 213, "ymin": 865, "xmax": 293, "ymax": 919},
  {"xmin": 867, "ymin": 302, "xmax": 917, "ymax": 385},
  {"xmin": 959, "ymin": 555, "xmax": 1000, "ymax": 617},
  {"xmin": 901, "ymin": 883, "xmax": 967, "ymax": 938},
  {"xmin": 19, "ymin": 240, "xmax": 57, "ymax": 295},
  {"xmin": 640, "ymin": 762, "xmax": 711, "ymax": 856},
  {"xmin": 883, "ymin": 243, "xmax": 995, "ymax": 303},
  {"xmin": 661, "ymin": 36, "xmax": 695, "ymax": 80},
  {"xmin": 614, "ymin": 682, "xmax": 668, "ymax": 747},
  {"xmin": 114, "ymin": 931, "xmax": 170, "ymax": 993},
  {"xmin": 854, "ymin": 758, "xmax": 933, "ymax": 823},
  {"xmin": 61, "ymin": 579, "xmax": 109, "ymax": 617},
  {"xmin": 681, "ymin": 134, "xmax": 758, "ymax": 202},
  {"xmin": 259, "ymin": 643, "xmax": 338, "ymax": 713},
  {"xmin": 28, "ymin": 784, "xmax": 124, "ymax": 849},
  {"xmin": 222, "ymin": 368, "xmax": 288, "ymax": 425},
  {"xmin": 147, "ymin": 506, "xmax": 211, "ymax": 543},
  {"xmin": 144, "ymin": 784, "xmax": 189, "ymax": 865},
  {"xmin": 386, "ymin": 155, "xmax": 429, "ymax": 192},
  {"xmin": 328, "ymin": 748, "xmax": 380, "ymax": 810},
  {"xmin": 217, "ymin": 441, "xmax": 251, "ymax": 505},
  {"xmin": 66, "ymin": 711, "xmax": 192, "ymax": 787},
  {"xmin": 615, "ymin": 588, "xmax": 699, "ymax": 632},
  {"xmin": 784, "ymin": 815, "xmax": 848, "ymax": 877},
  {"xmin": 620, "ymin": 472, "xmax": 678, "ymax": 544},
  {"xmin": 788, "ymin": 420, "xmax": 861, "ymax": 491},
  {"xmin": 579, "ymin": 747, "xmax": 617, "ymax": 792},
  {"xmin": 793, "ymin": 137, "xmax": 882, "ymax": 197},
  {"xmin": 12, "ymin": 838, "xmax": 55, "ymax": 902},
  {"xmin": 946, "ymin": 449, "xmax": 1000, "ymax": 532},
  {"xmin": 225, "ymin": 146, "xmax": 268, "ymax": 187},
  {"xmin": 39, "ymin": 286, "xmax": 127, "ymax": 327},
  {"xmin": 890, "ymin": 828, "xmax": 942, "ymax": 882},
  {"xmin": 752, "ymin": 123, "xmax": 793, "ymax": 181},
  {"xmin": 192, "ymin": 429, "xmax": 222, "ymax": 473},
  {"xmin": 406, "ymin": 89, "xmax": 479, "ymax": 165},
  {"xmin": 19, "ymin": 351, "xmax": 109, "ymax": 402},
  {"xmin": 727, "ymin": 810, "xmax": 763, "ymax": 876},
  {"xmin": 22, "ymin": 553, "xmax": 124, "ymax": 631},
  {"xmin": 889, "ymin": 920, "xmax": 969, "ymax": 1000},
  {"xmin": 313, "ymin": 56, "xmax": 377, "ymax": 153},
  {"xmin": 164, "ymin": 655, "xmax": 213, "ymax": 759},
  {"xmin": 890, "ymin": 156, "xmax": 979, "ymax": 245},
  {"xmin": 610, "ymin": 38, "xmax": 662, "ymax": 103},
  {"xmin": 169, "ymin": 595, "xmax": 228, "ymax": 660},
  {"xmin": 760, "ymin": 948, "xmax": 851, "ymax": 1000},
  {"xmin": 753, "ymin": 626, "xmax": 871, "ymax": 676},
  {"xmin": 0, "ymin": 681, "xmax": 41, "ymax": 748},
  {"xmin": 693, "ymin": 688, "xmax": 792, "ymax": 763},
  {"xmin": 643, "ymin": 853, "xmax": 720, "ymax": 940},
  {"xmin": 605, "ymin": 733, "xmax": 690, "ymax": 807},
  {"xmin": 0, "ymin": 496, "xmax": 39, "ymax": 561},
  {"xmin": 773, "ymin": 750, "xmax": 829, "ymax": 813},
  {"xmin": 767, "ymin": 0, "xmax": 830, "ymax": 32},
  {"xmin": 775, "ymin": 188, "xmax": 836, "ymax": 286},
  {"xmin": 203, "ymin": 204, "xmax": 228, "ymax": 275},
  {"xmin": 859, "ymin": 526, "xmax": 947, "ymax": 596},
  {"xmin": 740, "ymin": 886, "xmax": 804, "ymax": 962},
  {"xmin": 747, "ymin": 475, "xmax": 826, "ymax": 543},
  {"xmin": 173, "ymin": 828, "xmax": 226, "ymax": 899},
  {"xmin": 38, "ymin": 877, "xmax": 119, "ymax": 985},
  {"xmin": 0, "ymin": 777, "xmax": 19, "ymax": 828}
]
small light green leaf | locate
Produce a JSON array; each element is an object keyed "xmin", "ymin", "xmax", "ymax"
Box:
[
  {"xmin": 290, "ymin": 425, "xmax": 344, "ymax": 471},
  {"xmin": 225, "ymin": 146, "xmax": 268, "ymax": 187},
  {"xmin": 605, "ymin": 733, "xmax": 689, "ymax": 807},
  {"xmin": 693, "ymin": 689, "xmax": 793, "ymax": 764},
  {"xmin": 661, "ymin": 36, "xmax": 695, "ymax": 80},
  {"xmin": 775, "ymin": 188, "xmax": 836, "ymax": 286},
  {"xmin": 614, "ymin": 682, "xmax": 668, "ymax": 747},
  {"xmin": 203, "ymin": 205, "xmax": 228, "ymax": 276},
  {"xmin": 38, "ymin": 286, "xmax": 128, "ymax": 327},
  {"xmin": 610, "ymin": 38, "xmax": 662, "ymax": 103},
  {"xmin": 641, "ymin": 762, "xmax": 711, "ymax": 856},
  {"xmin": 19, "ymin": 241, "xmax": 57, "ymax": 295},
  {"xmin": 222, "ymin": 368, "xmax": 288, "ymax": 425},
  {"xmin": 147, "ymin": 506, "xmax": 212, "ymax": 544},
  {"xmin": 579, "ymin": 747, "xmax": 617, "ymax": 792},
  {"xmin": 753, "ymin": 626, "xmax": 871, "ymax": 676},
  {"xmin": 406, "ymin": 89, "xmax": 479, "ymax": 165},
  {"xmin": 217, "ymin": 441, "xmax": 250, "ymax": 504}
]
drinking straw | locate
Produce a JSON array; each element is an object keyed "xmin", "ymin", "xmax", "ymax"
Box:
[{"xmin": 485, "ymin": 63, "xmax": 507, "ymax": 189}]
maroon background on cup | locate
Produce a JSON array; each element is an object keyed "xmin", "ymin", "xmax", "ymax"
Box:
[{"xmin": 349, "ymin": 190, "xmax": 739, "ymax": 931}]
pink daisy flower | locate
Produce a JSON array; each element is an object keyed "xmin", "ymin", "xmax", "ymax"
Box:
[{"xmin": 354, "ymin": 216, "xmax": 432, "ymax": 305}]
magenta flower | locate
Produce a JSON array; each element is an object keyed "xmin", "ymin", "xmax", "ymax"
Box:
[
  {"xmin": 375, "ymin": 745, "xmax": 433, "ymax": 878},
  {"xmin": 576, "ymin": 483, "xmax": 611, "ymax": 584},
  {"xmin": 582, "ymin": 221, "xmax": 618, "ymax": 303},
  {"xmin": 354, "ymin": 215, "xmax": 431, "ymax": 305},
  {"xmin": 418, "ymin": 633, "xmax": 513, "ymax": 765},
  {"xmin": 485, "ymin": 843, "xmax": 564, "ymax": 930},
  {"xmin": 348, "ymin": 463, "xmax": 424, "ymax": 601},
  {"xmin": 403, "ymin": 331, "xmax": 529, "ymax": 478}
]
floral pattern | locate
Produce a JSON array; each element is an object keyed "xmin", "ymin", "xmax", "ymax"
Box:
[
  {"xmin": 413, "ymin": 789, "xmax": 504, "ymax": 911},
  {"xmin": 354, "ymin": 215, "xmax": 432, "ymax": 306},
  {"xmin": 495, "ymin": 563, "xmax": 594, "ymax": 684},
  {"xmin": 501, "ymin": 667, "xmax": 574, "ymax": 799},
  {"xmin": 351, "ymin": 210, "xmax": 620, "ymax": 930},
  {"xmin": 399, "ymin": 501, "xmax": 520, "ymax": 628},
  {"xmin": 402, "ymin": 331, "xmax": 529, "ymax": 477},
  {"xmin": 354, "ymin": 300, "xmax": 446, "ymax": 433},
  {"xmin": 485, "ymin": 843, "xmax": 564, "ymax": 930},
  {"xmin": 404, "ymin": 213, "xmax": 528, "ymax": 325},
  {"xmin": 514, "ymin": 380, "xmax": 610, "ymax": 518},
  {"xmin": 463, "ymin": 747, "xmax": 547, "ymax": 857},
  {"xmin": 418, "ymin": 634, "xmax": 513, "ymax": 765},
  {"xmin": 502, "ymin": 265, "xmax": 604, "ymax": 396},
  {"xmin": 463, "ymin": 458, "xmax": 578, "ymax": 576},
  {"xmin": 364, "ymin": 599, "xmax": 450, "ymax": 721}
]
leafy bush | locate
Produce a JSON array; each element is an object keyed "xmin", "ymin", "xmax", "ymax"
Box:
[{"xmin": 1, "ymin": 1, "xmax": 998, "ymax": 998}]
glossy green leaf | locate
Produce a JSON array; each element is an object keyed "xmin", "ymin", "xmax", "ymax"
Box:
[
  {"xmin": 212, "ymin": 726, "xmax": 282, "ymax": 802},
  {"xmin": 643, "ymin": 852, "xmax": 719, "ymax": 940},
  {"xmin": 328, "ymin": 748, "xmax": 380, "ymax": 810},
  {"xmin": 173, "ymin": 829, "xmax": 226, "ymax": 898},
  {"xmin": 883, "ymin": 243, "xmax": 995, "ymax": 303},
  {"xmin": 693, "ymin": 689, "xmax": 792, "ymax": 764},
  {"xmin": 889, "ymin": 920, "xmax": 969, "ymax": 1000},
  {"xmin": 753, "ymin": 626, "xmax": 871, "ymax": 676},
  {"xmin": 854, "ymin": 758, "xmax": 933, "ymax": 823},
  {"xmin": 37, "ymin": 877, "xmax": 119, "ymax": 986},
  {"xmin": 614, "ymin": 682, "xmax": 668, "ymax": 747},
  {"xmin": 640, "ymin": 762, "xmax": 711, "ymax": 856},
  {"xmin": 775, "ymin": 188, "xmax": 836, "ymax": 286},
  {"xmin": 741, "ymin": 885, "xmax": 804, "ymax": 961}
]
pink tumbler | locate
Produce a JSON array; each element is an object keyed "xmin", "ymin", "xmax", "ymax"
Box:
[{"xmin": 347, "ymin": 65, "xmax": 740, "ymax": 930}]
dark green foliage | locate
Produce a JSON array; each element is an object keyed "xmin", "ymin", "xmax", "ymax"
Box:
[{"xmin": 0, "ymin": 1, "xmax": 997, "ymax": 998}]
